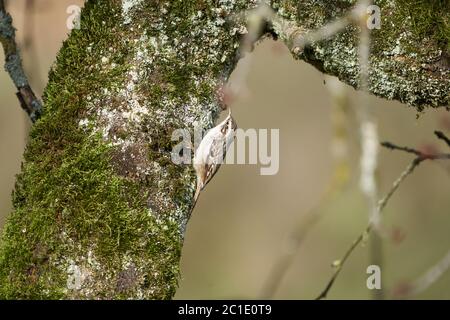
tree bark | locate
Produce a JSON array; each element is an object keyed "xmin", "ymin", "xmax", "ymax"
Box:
[{"xmin": 0, "ymin": 0, "xmax": 448, "ymax": 299}]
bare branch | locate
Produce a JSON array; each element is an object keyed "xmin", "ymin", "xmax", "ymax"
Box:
[
  {"xmin": 260, "ymin": 77, "xmax": 352, "ymax": 299},
  {"xmin": 291, "ymin": 4, "xmax": 366, "ymax": 54},
  {"xmin": 435, "ymin": 131, "xmax": 450, "ymax": 148},
  {"xmin": 260, "ymin": 197, "xmax": 334, "ymax": 298},
  {"xmin": 0, "ymin": 0, "xmax": 42, "ymax": 122},
  {"xmin": 318, "ymin": 131, "xmax": 450, "ymax": 299},
  {"xmin": 269, "ymin": 1, "xmax": 449, "ymax": 109}
]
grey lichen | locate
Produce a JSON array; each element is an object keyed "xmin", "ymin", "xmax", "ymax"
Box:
[
  {"xmin": 0, "ymin": 11, "xmax": 27, "ymax": 88},
  {"xmin": 1, "ymin": 8, "xmax": 42, "ymax": 121},
  {"xmin": 4, "ymin": 53, "xmax": 28, "ymax": 87},
  {"xmin": 0, "ymin": 0, "xmax": 256, "ymax": 299}
]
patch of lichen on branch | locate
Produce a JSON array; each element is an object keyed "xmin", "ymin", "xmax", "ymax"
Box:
[{"xmin": 0, "ymin": 1, "xmax": 182, "ymax": 299}]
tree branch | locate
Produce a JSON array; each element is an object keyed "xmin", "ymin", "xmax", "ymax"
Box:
[
  {"xmin": 355, "ymin": 0, "xmax": 384, "ymax": 299},
  {"xmin": 317, "ymin": 157, "xmax": 422, "ymax": 300},
  {"xmin": 0, "ymin": 0, "xmax": 448, "ymax": 299},
  {"xmin": 260, "ymin": 76, "xmax": 352, "ymax": 299},
  {"xmin": 0, "ymin": 0, "xmax": 42, "ymax": 122},
  {"xmin": 434, "ymin": 131, "xmax": 450, "ymax": 148},
  {"xmin": 394, "ymin": 249, "xmax": 450, "ymax": 298},
  {"xmin": 317, "ymin": 132, "xmax": 450, "ymax": 299}
]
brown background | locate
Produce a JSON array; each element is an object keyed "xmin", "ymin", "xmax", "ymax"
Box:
[{"xmin": 1, "ymin": 1, "xmax": 449, "ymax": 299}]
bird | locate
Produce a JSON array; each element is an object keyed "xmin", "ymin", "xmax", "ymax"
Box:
[{"xmin": 188, "ymin": 109, "xmax": 237, "ymax": 219}]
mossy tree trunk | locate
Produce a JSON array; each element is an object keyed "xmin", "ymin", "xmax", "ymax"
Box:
[{"xmin": 0, "ymin": 0, "xmax": 448, "ymax": 299}]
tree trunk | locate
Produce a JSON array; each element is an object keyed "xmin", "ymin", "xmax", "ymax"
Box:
[{"xmin": 0, "ymin": 0, "xmax": 448, "ymax": 299}]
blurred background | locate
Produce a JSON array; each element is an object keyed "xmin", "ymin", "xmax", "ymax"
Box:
[{"xmin": 1, "ymin": 1, "xmax": 449, "ymax": 299}]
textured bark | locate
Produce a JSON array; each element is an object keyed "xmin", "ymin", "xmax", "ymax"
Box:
[{"xmin": 0, "ymin": 0, "xmax": 448, "ymax": 299}]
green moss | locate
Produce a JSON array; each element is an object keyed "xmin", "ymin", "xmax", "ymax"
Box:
[
  {"xmin": 0, "ymin": 0, "xmax": 183, "ymax": 299},
  {"xmin": 0, "ymin": 0, "xmax": 255, "ymax": 299}
]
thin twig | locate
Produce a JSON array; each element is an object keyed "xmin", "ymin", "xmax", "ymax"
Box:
[
  {"xmin": 0, "ymin": 0, "xmax": 42, "ymax": 122},
  {"xmin": 382, "ymin": 141, "xmax": 450, "ymax": 160},
  {"xmin": 258, "ymin": 0, "xmax": 368, "ymax": 299},
  {"xmin": 259, "ymin": 205, "xmax": 322, "ymax": 299},
  {"xmin": 435, "ymin": 131, "xmax": 450, "ymax": 148},
  {"xmin": 381, "ymin": 142, "xmax": 422, "ymax": 156},
  {"xmin": 396, "ymin": 249, "xmax": 450, "ymax": 298},
  {"xmin": 317, "ymin": 134, "xmax": 450, "ymax": 299},
  {"xmin": 316, "ymin": 157, "xmax": 423, "ymax": 300},
  {"xmin": 22, "ymin": 0, "xmax": 43, "ymax": 92},
  {"xmin": 260, "ymin": 77, "xmax": 351, "ymax": 299},
  {"xmin": 260, "ymin": 190, "xmax": 341, "ymax": 298}
]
